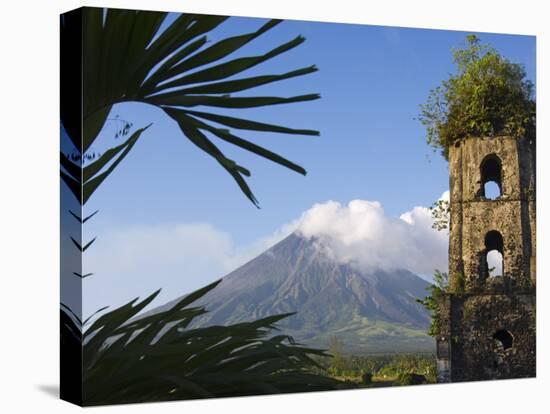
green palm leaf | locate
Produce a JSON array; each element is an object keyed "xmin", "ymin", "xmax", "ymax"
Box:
[
  {"xmin": 150, "ymin": 35, "xmax": 307, "ymax": 92},
  {"xmin": 61, "ymin": 280, "xmax": 344, "ymax": 405},
  {"xmin": 164, "ymin": 65, "xmax": 318, "ymax": 95},
  {"xmin": 182, "ymin": 107, "xmax": 319, "ymax": 135},
  {"xmin": 179, "ymin": 112, "xmax": 308, "ymax": 175},
  {"xmin": 61, "ymin": 8, "xmax": 320, "ymax": 207},
  {"xmin": 143, "ymin": 19, "xmax": 282, "ymax": 89},
  {"xmin": 148, "ymin": 93, "xmax": 320, "ymax": 108}
]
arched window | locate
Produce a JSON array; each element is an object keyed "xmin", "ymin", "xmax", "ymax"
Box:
[
  {"xmin": 485, "ymin": 230, "xmax": 504, "ymax": 277},
  {"xmin": 487, "ymin": 250, "xmax": 503, "ymax": 277},
  {"xmin": 480, "ymin": 154, "xmax": 502, "ymax": 199},
  {"xmin": 493, "ymin": 329, "xmax": 513, "ymax": 351},
  {"xmin": 484, "ymin": 181, "xmax": 501, "ymax": 199}
]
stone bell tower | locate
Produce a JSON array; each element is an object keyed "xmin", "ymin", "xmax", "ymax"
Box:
[{"xmin": 436, "ymin": 135, "xmax": 536, "ymax": 382}]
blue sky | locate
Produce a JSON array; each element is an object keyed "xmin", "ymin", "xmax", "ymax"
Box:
[{"xmin": 65, "ymin": 14, "xmax": 535, "ymax": 316}]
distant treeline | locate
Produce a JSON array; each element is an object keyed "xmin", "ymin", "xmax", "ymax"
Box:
[{"xmin": 313, "ymin": 346, "xmax": 437, "ymax": 384}]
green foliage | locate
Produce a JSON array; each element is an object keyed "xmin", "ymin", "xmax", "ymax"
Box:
[
  {"xmin": 61, "ymin": 280, "xmax": 343, "ymax": 405},
  {"xmin": 430, "ymin": 198, "xmax": 450, "ymax": 232},
  {"xmin": 394, "ymin": 372, "xmax": 428, "ymax": 386},
  {"xmin": 418, "ymin": 35, "xmax": 535, "ymax": 159},
  {"xmin": 327, "ymin": 336, "xmax": 346, "ymax": 373},
  {"xmin": 374, "ymin": 354, "xmax": 436, "ymax": 382},
  {"xmin": 361, "ymin": 372, "xmax": 373, "ymax": 385},
  {"xmin": 416, "ymin": 270, "xmax": 448, "ymax": 337},
  {"xmin": 61, "ymin": 9, "xmax": 321, "ymax": 207},
  {"xmin": 322, "ymin": 345, "xmax": 436, "ymax": 384}
]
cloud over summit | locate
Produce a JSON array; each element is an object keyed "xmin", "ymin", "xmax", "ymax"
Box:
[
  {"xmin": 295, "ymin": 194, "xmax": 449, "ymax": 278},
  {"xmin": 84, "ymin": 193, "xmax": 450, "ymax": 315}
]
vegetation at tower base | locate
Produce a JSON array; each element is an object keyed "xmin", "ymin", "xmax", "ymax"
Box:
[
  {"xmin": 418, "ymin": 34, "xmax": 535, "ymax": 159},
  {"xmin": 61, "ymin": 280, "xmax": 345, "ymax": 406},
  {"xmin": 416, "ymin": 270, "xmax": 448, "ymax": 337}
]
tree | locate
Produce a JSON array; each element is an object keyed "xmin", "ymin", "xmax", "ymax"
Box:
[
  {"xmin": 417, "ymin": 35, "xmax": 535, "ymax": 335},
  {"xmin": 416, "ymin": 270, "xmax": 448, "ymax": 337},
  {"xmin": 424, "ymin": 199, "xmax": 450, "ymax": 335},
  {"xmin": 328, "ymin": 336, "xmax": 346, "ymax": 375},
  {"xmin": 418, "ymin": 34, "xmax": 535, "ymax": 159}
]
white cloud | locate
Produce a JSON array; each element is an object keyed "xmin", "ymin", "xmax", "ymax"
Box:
[
  {"xmin": 295, "ymin": 192, "xmax": 449, "ymax": 278},
  {"xmin": 83, "ymin": 193, "xmax": 449, "ymax": 316},
  {"xmin": 487, "ymin": 250, "xmax": 503, "ymax": 276},
  {"xmin": 83, "ymin": 222, "xmax": 292, "ymax": 316},
  {"xmin": 88, "ymin": 223, "xmax": 247, "ymax": 278}
]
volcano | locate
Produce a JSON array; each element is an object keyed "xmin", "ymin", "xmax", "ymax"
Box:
[{"xmin": 153, "ymin": 233, "xmax": 435, "ymax": 354}]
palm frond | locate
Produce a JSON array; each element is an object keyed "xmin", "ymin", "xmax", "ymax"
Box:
[
  {"xmin": 61, "ymin": 8, "xmax": 320, "ymax": 207},
  {"xmin": 61, "ymin": 279, "xmax": 344, "ymax": 405}
]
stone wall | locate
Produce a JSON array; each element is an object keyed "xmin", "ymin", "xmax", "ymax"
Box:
[
  {"xmin": 447, "ymin": 136, "xmax": 536, "ymax": 293},
  {"xmin": 461, "ymin": 200, "xmax": 526, "ymax": 288},
  {"xmin": 439, "ymin": 135, "xmax": 536, "ymax": 382},
  {"xmin": 444, "ymin": 293, "xmax": 536, "ymax": 381}
]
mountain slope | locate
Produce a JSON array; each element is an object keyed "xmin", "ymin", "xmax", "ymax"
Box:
[{"xmin": 153, "ymin": 233, "xmax": 435, "ymax": 354}]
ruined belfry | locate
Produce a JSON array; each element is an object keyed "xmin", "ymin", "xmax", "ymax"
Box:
[{"xmin": 436, "ymin": 135, "xmax": 536, "ymax": 382}]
